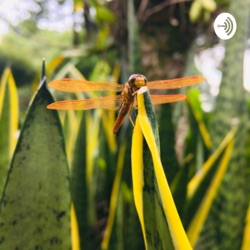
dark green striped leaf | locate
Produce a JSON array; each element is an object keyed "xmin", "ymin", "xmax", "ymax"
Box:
[{"xmin": 0, "ymin": 74, "xmax": 71, "ymax": 249}]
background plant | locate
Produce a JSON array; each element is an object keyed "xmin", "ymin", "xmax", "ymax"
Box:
[{"xmin": 0, "ymin": 0, "xmax": 249, "ymax": 249}]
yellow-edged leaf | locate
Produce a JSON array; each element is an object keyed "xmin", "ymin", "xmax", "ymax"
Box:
[
  {"xmin": 131, "ymin": 117, "xmax": 147, "ymax": 249},
  {"xmin": 132, "ymin": 86, "xmax": 192, "ymax": 250},
  {"xmin": 71, "ymin": 203, "xmax": 80, "ymax": 250},
  {"xmin": 0, "ymin": 75, "xmax": 71, "ymax": 249},
  {"xmin": 187, "ymin": 134, "xmax": 234, "ymax": 247},
  {"xmin": 187, "ymin": 128, "xmax": 236, "ymax": 199},
  {"xmin": 101, "ymin": 141, "xmax": 127, "ymax": 250},
  {"xmin": 242, "ymin": 204, "xmax": 250, "ymax": 250},
  {"xmin": 0, "ymin": 68, "xmax": 19, "ymax": 195},
  {"xmin": 187, "ymin": 88, "xmax": 212, "ymax": 149}
]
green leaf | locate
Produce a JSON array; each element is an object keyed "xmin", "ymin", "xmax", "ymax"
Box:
[
  {"xmin": 101, "ymin": 141, "xmax": 126, "ymax": 250},
  {"xmin": 189, "ymin": 0, "xmax": 203, "ymax": 22},
  {"xmin": 200, "ymin": 0, "xmax": 216, "ymax": 12},
  {"xmin": 242, "ymin": 203, "xmax": 250, "ymax": 250},
  {"xmin": 0, "ymin": 73, "xmax": 71, "ymax": 249},
  {"xmin": 70, "ymin": 112, "xmax": 88, "ymax": 250},
  {"xmin": 187, "ymin": 88, "xmax": 212, "ymax": 150},
  {"xmin": 89, "ymin": 60, "xmax": 111, "ymax": 82},
  {"xmin": 96, "ymin": 6, "xmax": 115, "ymax": 23},
  {"xmin": 158, "ymin": 103, "xmax": 179, "ymax": 184},
  {"xmin": 187, "ymin": 130, "xmax": 235, "ymax": 247},
  {"xmin": 182, "ymin": 128, "xmax": 236, "ymax": 229},
  {"xmin": 132, "ymin": 87, "xmax": 192, "ymax": 250},
  {"xmin": 0, "ymin": 68, "xmax": 19, "ymax": 196}
]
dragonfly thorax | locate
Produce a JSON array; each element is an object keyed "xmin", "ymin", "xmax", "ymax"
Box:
[{"xmin": 128, "ymin": 74, "xmax": 147, "ymax": 91}]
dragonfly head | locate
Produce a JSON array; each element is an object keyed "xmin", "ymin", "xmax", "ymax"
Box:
[{"xmin": 128, "ymin": 74, "xmax": 147, "ymax": 90}]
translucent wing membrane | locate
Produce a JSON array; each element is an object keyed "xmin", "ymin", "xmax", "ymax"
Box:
[
  {"xmin": 47, "ymin": 95, "xmax": 123, "ymax": 110},
  {"xmin": 147, "ymin": 76, "xmax": 204, "ymax": 90},
  {"xmin": 48, "ymin": 79, "xmax": 124, "ymax": 92},
  {"xmin": 150, "ymin": 94, "xmax": 186, "ymax": 104}
]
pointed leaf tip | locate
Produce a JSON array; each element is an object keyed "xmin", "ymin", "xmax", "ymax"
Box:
[
  {"xmin": 39, "ymin": 59, "xmax": 47, "ymax": 89},
  {"xmin": 42, "ymin": 59, "xmax": 46, "ymax": 78}
]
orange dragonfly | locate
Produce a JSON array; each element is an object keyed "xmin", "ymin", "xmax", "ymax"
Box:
[{"xmin": 47, "ymin": 74, "xmax": 204, "ymax": 133}]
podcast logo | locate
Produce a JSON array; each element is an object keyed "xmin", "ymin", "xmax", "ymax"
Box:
[{"xmin": 214, "ymin": 13, "xmax": 237, "ymax": 40}]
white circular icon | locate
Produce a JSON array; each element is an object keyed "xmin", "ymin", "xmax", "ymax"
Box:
[{"xmin": 214, "ymin": 13, "xmax": 237, "ymax": 40}]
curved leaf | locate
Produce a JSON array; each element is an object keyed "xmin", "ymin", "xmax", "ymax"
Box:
[
  {"xmin": 187, "ymin": 88, "xmax": 212, "ymax": 150},
  {"xmin": 187, "ymin": 133, "xmax": 234, "ymax": 247},
  {"xmin": 132, "ymin": 86, "xmax": 192, "ymax": 250},
  {"xmin": 0, "ymin": 68, "xmax": 19, "ymax": 196}
]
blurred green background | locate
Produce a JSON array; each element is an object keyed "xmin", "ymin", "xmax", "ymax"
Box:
[{"xmin": 0, "ymin": 0, "xmax": 250, "ymax": 249}]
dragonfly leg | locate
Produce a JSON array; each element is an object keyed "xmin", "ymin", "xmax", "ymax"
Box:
[
  {"xmin": 128, "ymin": 104, "xmax": 135, "ymax": 127},
  {"xmin": 129, "ymin": 115, "xmax": 135, "ymax": 127},
  {"xmin": 133, "ymin": 94, "xmax": 138, "ymax": 109},
  {"xmin": 132, "ymin": 90, "xmax": 138, "ymax": 96}
]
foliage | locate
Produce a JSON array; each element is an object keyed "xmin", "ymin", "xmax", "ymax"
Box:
[
  {"xmin": 0, "ymin": 24, "xmax": 72, "ymax": 85},
  {"xmin": 0, "ymin": 65, "xmax": 71, "ymax": 249},
  {"xmin": 0, "ymin": 0, "xmax": 250, "ymax": 249},
  {"xmin": 132, "ymin": 87, "xmax": 192, "ymax": 249},
  {"xmin": 0, "ymin": 68, "xmax": 18, "ymax": 196}
]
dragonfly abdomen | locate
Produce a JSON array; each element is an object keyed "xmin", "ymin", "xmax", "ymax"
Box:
[{"xmin": 113, "ymin": 102, "xmax": 133, "ymax": 134}]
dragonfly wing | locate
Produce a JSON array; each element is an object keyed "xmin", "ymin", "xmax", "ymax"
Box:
[
  {"xmin": 147, "ymin": 76, "xmax": 204, "ymax": 90},
  {"xmin": 150, "ymin": 94, "xmax": 186, "ymax": 105},
  {"xmin": 47, "ymin": 95, "xmax": 123, "ymax": 110},
  {"xmin": 48, "ymin": 79, "xmax": 124, "ymax": 92}
]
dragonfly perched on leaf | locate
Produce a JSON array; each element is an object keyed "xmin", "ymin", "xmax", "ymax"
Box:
[{"xmin": 47, "ymin": 74, "xmax": 204, "ymax": 133}]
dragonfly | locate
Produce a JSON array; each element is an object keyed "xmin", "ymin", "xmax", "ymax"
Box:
[{"xmin": 47, "ymin": 74, "xmax": 204, "ymax": 133}]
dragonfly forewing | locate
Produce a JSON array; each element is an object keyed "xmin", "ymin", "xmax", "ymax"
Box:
[
  {"xmin": 47, "ymin": 95, "xmax": 123, "ymax": 110},
  {"xmin": 48, "ymin": 79, "xmax": 124, "ymax": 92}
]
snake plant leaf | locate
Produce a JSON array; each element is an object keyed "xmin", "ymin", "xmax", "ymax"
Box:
[
  {"xmin": 187, "ymin": 131, "xmax": 234, "ymax": 247},
  {"xmin": 0, "ymin": 68, "xmax": 18, "ymax": 196},
  {"xmin": 71, "ymin": 203, "xmax": 80, "ymax": 250},
  {"xmin": 242, "ymin": 203, "xmax": 250, "ymax": 250},
  {"xmin": 158, "ymin": 101, "xmax": 179, "ymax": 184},
  {"xmin": 182, "ymin": 128, "xmax": 236, "ymax": 230},
  {"xmin": 132, "ymin": 86, "xmax": 192, "ymax": 250},
  {"xmin": 187, "ymin": 88, "xmax": 212, "ymax": 150},
  {"xmin": 70, "ymin": 112, "xmax": 88, "ymax": 250},
  {"xmin": 101, "ymin": 141, "xmax": 126, "ymax": 250},
  {"xmin": 0, "ymin": 72, "xmax": 71, "ymax": 249}
]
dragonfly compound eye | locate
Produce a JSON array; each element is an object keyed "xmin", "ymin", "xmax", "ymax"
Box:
[{"xmin": 128, "ymin": 74, "xmax": 147, "ymax": 89}]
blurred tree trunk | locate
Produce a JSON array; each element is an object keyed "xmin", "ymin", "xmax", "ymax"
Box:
[{"xmin": 196, "ymin": 1, "xmax": 250, "ymax": 249}]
